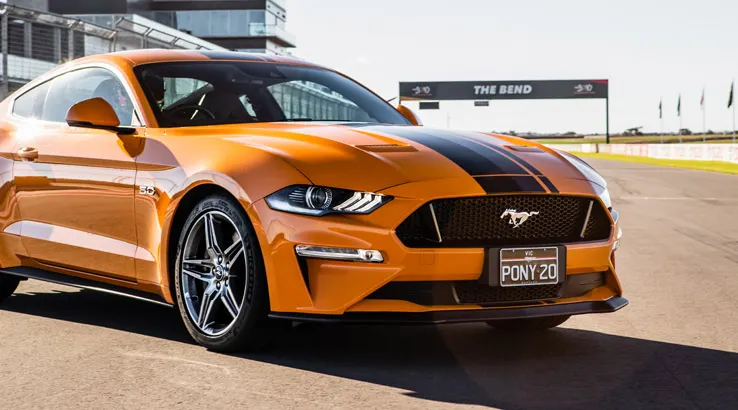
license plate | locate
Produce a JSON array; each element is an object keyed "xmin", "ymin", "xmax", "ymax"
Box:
[{"xmin": 499, "ymin": 247, "xmax": 560, "ymax": 287}]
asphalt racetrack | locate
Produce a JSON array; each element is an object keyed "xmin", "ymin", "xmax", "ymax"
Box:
[{"xmin": 1, "ymin": 158, "xmax": 737, "ymax": 410}]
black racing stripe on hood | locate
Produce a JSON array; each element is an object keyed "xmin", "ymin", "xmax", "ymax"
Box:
[
  {"xmin": 537, "ymin": 176, "xmax": 559, "ymax": 193},
  {"xmin": 460, "ymin": 133, "xmax": 558, "ymax": 192},
  {"xmin": 474, "ymin": 176, "xmax": 546, "ymax": 193},
  {"xmin": 367, "ymin": 126, "xmax": 526, "ymax": 176},
  {"xmin": 429, "ymin": 130, "xmax": 531, "ymax": 175}
]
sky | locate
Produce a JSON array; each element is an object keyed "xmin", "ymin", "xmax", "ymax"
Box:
[{"xmin": 289, "ymin": 0, "xmax": 738, "ymax": 134}]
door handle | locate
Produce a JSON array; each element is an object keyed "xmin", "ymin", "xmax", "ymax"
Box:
[{"xmin": 17, "ymin": 147, "xmax": 39, "ymax": 161}]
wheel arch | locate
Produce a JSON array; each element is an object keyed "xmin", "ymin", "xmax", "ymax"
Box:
[
  {"xmin": 149, "ymin": 139, "xmax": 312, "ymax": 304},
  {"xmin": 163, "ymin": 183, "xmax": 238, "ymax": 304}
]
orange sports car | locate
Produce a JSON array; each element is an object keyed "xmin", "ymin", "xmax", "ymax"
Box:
[{"xmin": 0, "ymin": 50, "xmax": 626, "ymax": 351}]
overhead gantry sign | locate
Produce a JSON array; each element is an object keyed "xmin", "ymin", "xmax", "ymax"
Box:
[{"xmin": 399, "ymin": 79, "xmax": 611, "ymax": 141}]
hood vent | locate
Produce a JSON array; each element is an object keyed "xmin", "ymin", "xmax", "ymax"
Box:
[
  {"xmin": 506, "ymin": 145, "xmax": 544, "ymax": 153},
  {"xmin": 355, "ymin": 144, "xmax": 417, "ymax": 153}
]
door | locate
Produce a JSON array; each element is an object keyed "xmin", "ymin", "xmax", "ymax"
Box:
[{"xmin": 12, "ymin": 67, "xmax": 144, "ymax": 281}]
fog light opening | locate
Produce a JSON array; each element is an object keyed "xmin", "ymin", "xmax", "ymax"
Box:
[{"xmin": 295, "ymin": 245, "xmax": 384, "ymax": 263}]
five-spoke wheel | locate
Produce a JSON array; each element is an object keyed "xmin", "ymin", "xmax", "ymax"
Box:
[
  {"xmin": 181, "ymin": 210, "xmax": 247, "ymax": 336},
  {"xmin": 174, "ymin": 194, "xmax": 272, "ymax": 351}
]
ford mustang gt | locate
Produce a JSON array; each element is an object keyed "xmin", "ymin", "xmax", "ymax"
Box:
[{"xmin": 0, "ymin": 50, "xmax": 626, "ymax": 351}]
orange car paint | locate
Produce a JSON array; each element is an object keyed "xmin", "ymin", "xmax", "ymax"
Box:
[{"xmin": 0, "ymin": 50, "xmax": 623, "ymax": 315}]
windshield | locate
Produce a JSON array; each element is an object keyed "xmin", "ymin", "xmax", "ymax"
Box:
[{"xmin": 134, "ymin": 61, "xmax": 410, "ymax": 127}]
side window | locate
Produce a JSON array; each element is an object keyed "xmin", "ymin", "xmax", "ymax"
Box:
[
  {"xmin": 41, "ymin": 68, "xmax": 135, "ymax": 126},
  {"xmin": 267, "ymin": 81, "xmax": 374, "ymax": 122},
  {"xmin": 12, "ymin": 82, "xmax": 51, "ymax": 119}
]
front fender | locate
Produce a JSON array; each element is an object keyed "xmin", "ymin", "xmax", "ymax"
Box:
[{"xmin": 133, "ymin": 133, "xmax": 311, "ymax": 302}]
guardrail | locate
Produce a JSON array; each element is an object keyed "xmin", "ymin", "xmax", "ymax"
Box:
[{"xmin": 547, "ymin": 143, "xmax": 738, "ymax": 164}]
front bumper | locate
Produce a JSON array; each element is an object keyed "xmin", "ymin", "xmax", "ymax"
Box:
[
  {"xmin": 247, "ymin": 177, "xmax": 624, "ymax": 317},
  {"xmin": 269, "ymin": 296, "xmax": 628, "ymax": 324}
]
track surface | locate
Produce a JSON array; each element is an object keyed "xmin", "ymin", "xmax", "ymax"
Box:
[{"xmin": 1, "ymin": 159, "xmax": 737, "ymax": 410}]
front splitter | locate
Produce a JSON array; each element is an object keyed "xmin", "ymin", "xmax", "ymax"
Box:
[{"xmin": 269, "ymin": 296, "xmax": 629, "ymax": 325}]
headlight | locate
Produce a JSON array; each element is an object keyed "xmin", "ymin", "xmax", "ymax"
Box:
[
  {"xmin": 265, "ymin": 185, "xmax": 393, "ymax": 216},
  {"xmin": 596, "ymin": 185, "xmax": 612, "ymax": 209}
]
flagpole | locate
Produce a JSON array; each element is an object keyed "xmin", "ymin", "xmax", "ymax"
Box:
[
  {"xmin": 730, "ymin": 78, "xmax": 735, "ymax": 144},
  {"xmin": 699, "ymin": 87, "xmax": 706, "ymax": 142},
  {"xmin": 678, "ymin": 94, "xmax": 683, "ymax": 143},
  {"xmin": 660, "ymin": 98, "xmax": 664, "ymax": 144}
]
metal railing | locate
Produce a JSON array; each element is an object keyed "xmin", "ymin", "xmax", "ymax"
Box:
[{"xmin": 0, "ymin": 4, "xmax": 225, "ymax": 100}]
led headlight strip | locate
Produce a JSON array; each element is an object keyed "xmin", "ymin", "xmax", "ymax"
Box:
[
  {"xmin": 265, "ymin": 185, "xmax": 392, "ymax": 216},
  {"xmin": 333, "ymin": 192, "xmax": 384, "ymax": 212}
]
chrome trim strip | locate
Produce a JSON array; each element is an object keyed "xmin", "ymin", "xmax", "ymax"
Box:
[
  {"xmin": 429, "ymin": 203, "xmax": 443, "ymax": 243},
  {"xmin": 580, "ymin": 200, "xmax": 594, "ymax": 238}
]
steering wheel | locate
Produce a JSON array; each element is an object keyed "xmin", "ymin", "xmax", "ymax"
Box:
[{"xmin": 169, "ymin": 105, "xmax": 216, "ymax": 120}]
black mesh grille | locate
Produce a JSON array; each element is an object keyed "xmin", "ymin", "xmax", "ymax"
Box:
[
  {"xmin": 396, "ymin": 195, "xmax": 611, "ymax": 248},
  {"xmin": 453, "ymin": 282, "xmax": 563, "ymax": 304}
]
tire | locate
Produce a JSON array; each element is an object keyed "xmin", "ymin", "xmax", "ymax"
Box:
[
  {"xmin": 0, "ymin": 274, "xmax": 20, "ymax": 304},
  {"xmin": 486, "ymin": 315, "xmax": 570, "ymax": 332},
  {"xmin": 174, "ymin": 194, "xmax": 274, "ymax": 352}
]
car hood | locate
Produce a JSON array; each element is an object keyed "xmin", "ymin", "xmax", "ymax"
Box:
[{"xmin": 223, "ymin": 123, "xmax": 605, "ymax": 195}]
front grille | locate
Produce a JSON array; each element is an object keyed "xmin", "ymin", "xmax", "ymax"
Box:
[
  {"xmin": 453, "ymin": 282, "xmax": 562, "ymax": 304},
  {"xmin": 395, "ymin": 195, "xmax": 611, "ymax": 248}
]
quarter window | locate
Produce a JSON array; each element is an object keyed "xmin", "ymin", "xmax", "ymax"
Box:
[{"xmin": 12, "ymin": 82, "xmax": 51, "ymax": 119}]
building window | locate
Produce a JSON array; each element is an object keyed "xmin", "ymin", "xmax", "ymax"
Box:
[{"xmin": 166, "ymin": 10, "xmax": 269, "ymax": 38}]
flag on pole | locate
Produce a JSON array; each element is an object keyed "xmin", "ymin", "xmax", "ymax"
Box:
[
  {"xmin": 677, "ymin": 94, "xmax": 681, "ymax": 116},
  {"xmin": 700, "ymin": 88, "xmax": 705, "ymax": 109},
  {"xmin": 729, "ymin": 81, "xmax": 734, "ymax": 108},
  {"xmin": 659, "ymin": 99, "xmax": 662, "ymax": 119}
]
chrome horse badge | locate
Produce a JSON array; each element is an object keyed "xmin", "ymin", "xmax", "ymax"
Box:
[{"xmin": 501, "ymin": 209, "xmax": 539, "ymax": 228}]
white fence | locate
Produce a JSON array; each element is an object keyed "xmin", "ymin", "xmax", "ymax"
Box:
[{"xmin": 547, "ymin": 143, "xmax": 738, "ymax": 164}]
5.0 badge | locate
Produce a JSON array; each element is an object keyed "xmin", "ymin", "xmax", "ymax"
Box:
[{"xmin": 139, "ymin": 186, "xmax": 156, "ymax": 196}]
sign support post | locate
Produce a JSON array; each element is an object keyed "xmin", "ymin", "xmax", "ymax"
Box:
[{"xmin": 606, "ymin": 96, "xmax": 610, "ymax": 144}]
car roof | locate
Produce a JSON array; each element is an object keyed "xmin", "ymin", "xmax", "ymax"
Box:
[{"xmin": 71, "ymin": 49, "xmax": 320, "ymax": 69}]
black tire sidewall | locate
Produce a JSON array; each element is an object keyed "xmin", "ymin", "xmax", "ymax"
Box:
[{"xmin": 173, "ymin": 194, "xmax": 270, "ymax": 351}]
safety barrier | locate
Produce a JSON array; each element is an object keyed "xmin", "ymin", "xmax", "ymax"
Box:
[{"xmin": 546, "ymin": 143, "xmax": 738, "ymax": 164}]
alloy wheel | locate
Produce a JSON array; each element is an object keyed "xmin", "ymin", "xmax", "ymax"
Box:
[{"xmin": 180, "ymin": 210, "xmax": 248, "ymax": 336}]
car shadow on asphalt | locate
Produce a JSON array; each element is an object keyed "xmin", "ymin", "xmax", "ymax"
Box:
[
  {"xmin": 4, "ymin": 289, "xmax": 738, "ymax": 410},
  {"xmin": 3, "ymin": 289, "xmax": 192, "ymax": 344}
]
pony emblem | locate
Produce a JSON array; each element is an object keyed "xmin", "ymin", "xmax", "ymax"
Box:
[{"xmin": 501, "ymin": 209, "xmax": 539, "ymax": 228}]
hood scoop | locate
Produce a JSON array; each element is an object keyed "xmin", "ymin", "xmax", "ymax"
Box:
[
  {"xmin": 506, "ymin": 145, "xmax": 545, "ymax": 153},
  {"xmin": 355, "ymin": 144, "xmax": 418, "ymax": 153}
]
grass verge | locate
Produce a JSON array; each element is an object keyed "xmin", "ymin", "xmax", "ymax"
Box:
[{"xmin": 571, "ymin": 152, "xmax": 738, "ymax": 175}]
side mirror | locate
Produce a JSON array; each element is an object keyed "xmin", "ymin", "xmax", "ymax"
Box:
[
  {"xmin": 66, "ymin": 98, "xmax": 135, "ymax": 135},
  {"xmin": 397, "ymin": 105, "xmax": 423, "ymax": 126}
]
